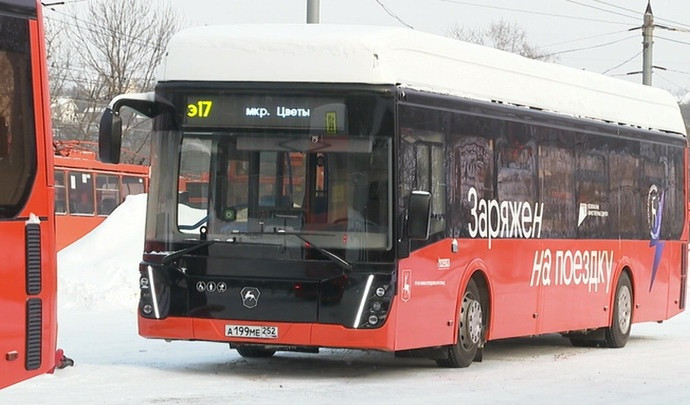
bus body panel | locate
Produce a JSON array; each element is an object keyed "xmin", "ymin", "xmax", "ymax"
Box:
[
  {"xmin": 0, "ymin": 2, "xmax": 57, "ymax": 389},
  {"xmin": 53, "ymin": 151, "xmax": 148, "ymax": 250},
  {"xmin": 139, "ymin": 305, "xmax": 401, "ymax": 351},
  {"xmin": 395, "ymin": 238, "xmax": 684, "ymax": 347}
]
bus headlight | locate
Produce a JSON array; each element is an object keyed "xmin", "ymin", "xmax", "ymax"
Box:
[
  {"xmin": 353, "ymin": 276, "xmax": 392, "ymax": 329},
  {"xmin": 371, "ymin": 300, "xmax": 382, "ymax": 311}
]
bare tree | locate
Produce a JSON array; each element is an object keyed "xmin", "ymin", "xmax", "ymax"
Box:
[
  {"xmin": 449, "ymin": 19, "xmax": 557, "ymax": 62},
  {"xmin": 48, "ymin": 0, "xmax": 181, "ymax": 163},
  {"xmin": 44, "ymin": 17, "xmax": 71, "ymax": 110}
]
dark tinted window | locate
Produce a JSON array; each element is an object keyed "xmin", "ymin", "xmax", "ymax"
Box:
[
  {"xmin": 0, "ymin": 14, "xmax": 36, "ymax": 218},
  {"xmin": 67, "ymin": 171, "xmax": 94, "ymax": 215}
]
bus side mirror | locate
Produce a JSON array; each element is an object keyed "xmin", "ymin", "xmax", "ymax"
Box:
[
  {"xmin": 98, "ymin": 92, "xmax": 164, "ymax": 164},
  {"xmin": 407, "ymin": 191, "xmax": 431, "ymax": 240},
  {"xmin": 99, "ymin": 108, "xmax": 122, "ymax": 164}
]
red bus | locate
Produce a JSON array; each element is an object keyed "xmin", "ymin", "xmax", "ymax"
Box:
[
  {"xmin": 53, "ymin": 141, "xmax": 148, "ymax": 250},
  {"xmin": 0, "ymin": 0, "xmax": 58, "ymax": 388},
  {"xmin": 99, "ymin": 25, "xmax": 687, "ymax": 368}
]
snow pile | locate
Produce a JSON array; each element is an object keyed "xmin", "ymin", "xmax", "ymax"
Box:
[{"xmin": 57, "ymin": 194, "xmax": 147, "ymax": 312}]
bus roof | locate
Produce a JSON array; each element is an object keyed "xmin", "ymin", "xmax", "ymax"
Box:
[{"xmin": 158, "ymin": 24, "xmax": 687, "ymax": 136}]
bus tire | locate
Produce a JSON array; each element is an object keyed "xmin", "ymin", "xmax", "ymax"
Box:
[
  {"xmin": 436, "ymin": 279, "xmax": 483, "ymax": 368},
  {"xmin": 603, "ymin": 272, "xmax": 633, "ymax": 348},
  {"xmin": 236, "ymin": 345, "xmax": 276, "ymax": 358}
]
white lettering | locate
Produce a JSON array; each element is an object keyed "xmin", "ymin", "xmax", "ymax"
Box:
[
  {"xmin": 276, "ymin": 106, "xmax": 311, "ymax": 118},
  {"xmin": 573, "ymin": 250, "xmax": 583, "ymax": 285},
  {"xmin": 466, "ymin": 187, "xmax": 545, "ymax": 248},
  {"xmin": 468, "ymin": 187, "xmax": 478, "ymax": 238},
  {"xmin": 531, "ymin": 248, "xmax": 614, "ymax": 294},
  {"xmin": 509, "ymin": 201, "xmax": 522, "ymax": 238},
  {"xmin": 532, "ymin": 203, "xmax": 544, "ymax": 238},
  {"xmin": 245, "ymin": 107, "xmax": 270, "ymax": 118},
  {"xmin": 488, "ymin": 199, "xmax": 500, "ymax": 248},
  {"xmin": 499, "ymin": 202, "xmax": 509, "ymax": 237},
  {"xmin": 530, "ymin": 249, "xmax": 552, "ymax": 287},
  {"xmin": 522, "ymin": 203, "xmax": 533, "ymax": 239}
]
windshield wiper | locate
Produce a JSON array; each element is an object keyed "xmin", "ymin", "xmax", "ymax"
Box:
[
  {"xmin": 162, "ymin": 231, "xmax": 353, "ymax": 273},
  {"xmin": 161, "ymin": 240, "xmax": 215, "ymax": 265},
  {"xmin": 275, "ymin": 230, "xmax": 353, "ymax": 273}
]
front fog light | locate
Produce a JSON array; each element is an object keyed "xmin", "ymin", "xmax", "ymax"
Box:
[
  {"xmin": 368, "ymin": 315, "xmax": 379, "ymax": 325},
  {"xmin": 142, "ymin": 304, "xmax": 153, "ymax": 315}
]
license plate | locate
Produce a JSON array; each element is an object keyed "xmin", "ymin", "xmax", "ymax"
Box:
[{"xmin": 225, "ymin": 324, "xmax": 278, "ymax": 339}]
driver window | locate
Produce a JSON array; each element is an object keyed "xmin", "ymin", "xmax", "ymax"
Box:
[{"xmin": 177, "ymin": 137, "xmax": 212, "ymax": 233}]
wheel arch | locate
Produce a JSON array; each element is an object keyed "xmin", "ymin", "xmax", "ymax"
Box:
[
  {"xmin": 608, "ymin": 263, "xmax": 635, "ymax": 325},
  {"xmin": 456, "ymin": 259, "xmax": 493, "ymax": 342}
]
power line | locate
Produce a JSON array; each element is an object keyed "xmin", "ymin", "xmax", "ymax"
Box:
[
  {"xmin": 564, "ymin": 0, "xmax": 639, "ymax": 22},
  {"xmin": 542, "ymin": 35, "xmax": 637, "ymax": 57},
  {"xmin": 602, "ymin": 50, "xmax": 642, "ymax": 74},
  {"xmin": 43, "ymin": 9, "xmax": 167, "ymax": 52},
  {"xmin": 663, "ymin": 67, "xmax": 690, "ymax": 76},
  {"xmin": 541, "ymin": 29, "xmax": 630, "ymax": 48},
  {"xmin": 435, "ymin": 0, "xmax": 634, "ymax": 26},
  {"xmin": 656, "ymin": 35, "xmax": 690, "ymax": 47},
  {"xmin": 592, "ymin": 0, "xmax": 690, "ymax": 30},
  {"xmin": 654, "ymin": 72, "xmax": 686, "ymax": 92},
  {"xmin": 373, "ymin": 0, "xmax": 414, "ymax": 29}
]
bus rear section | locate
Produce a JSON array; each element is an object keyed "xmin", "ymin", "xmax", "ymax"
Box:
[{"xmin": 0, "ymin": 0, "xmax": 58, "ymax": 388}]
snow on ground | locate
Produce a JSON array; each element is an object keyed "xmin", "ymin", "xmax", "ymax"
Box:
[{"xmin": 1, "ymin": 195, "xmax": 689, "ymax": 403}]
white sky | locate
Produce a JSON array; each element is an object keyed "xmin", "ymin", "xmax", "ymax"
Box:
[{"xmin": 161, "ymin": 0, "xmax": 690, "ymax": 97}]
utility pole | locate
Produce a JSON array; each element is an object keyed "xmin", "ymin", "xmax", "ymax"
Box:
[
  {"xmin": 642, "ymin": 1, "xmax": 654, "ymax": 86},
  {"xmin": 629, "ymin": 1, "xmax": 667, "ymax": 86},
  {"xmin": 307, "ymin": 0, "xmax": 320, "ymax": 24}
]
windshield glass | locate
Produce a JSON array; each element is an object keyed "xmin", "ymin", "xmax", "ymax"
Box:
[
  {"xmin": 177, "ymin": 131, "xmax": 392, "ymax": 250},
  {"xmin": 159, "ymin": 89, "xmax": 394, "ymax": 257}
]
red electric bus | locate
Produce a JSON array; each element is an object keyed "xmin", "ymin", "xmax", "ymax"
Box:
[
  {"xmin": 53, "ymin": 141, "xmax": 148, "ymax": 250},
  {"xmin": 99, "ymin": 24, "xmax": 687, "ymax": 368},
  {"xmin": 0, "ymin": 0, "xmax": 58, "ymax": 388}
]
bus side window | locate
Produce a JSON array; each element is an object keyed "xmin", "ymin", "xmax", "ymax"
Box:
[
  {"xmin": 538, "ymin": 137, "xmax": 576, "ymax": 239},
  {"xmin": 448, "ymin": 113, "xmax": 495, "ymax": 237},
  {"xmin": 495, "ymin": 122, "xmax": 537, "ymax": 204},
  {"xmin": 122, "ymin": 175, "xmax": 145, "ymax": 199},
  {"xmin": 398, "ymin": 104, "xmax": 447, "ymax": 237},
  {"xmin": 96, "ymin": 174, "xmax": 119, "ymax": 215},
  {"xmin": 576, "ymin": 147, "xmax": 608, "ymax": 238},
  {"xmin": 54, "ymin": 170, "xmax": 67, "ymax": 214},
  {"xmin": 68, "ymin": 171, "xmax": 94, "ymax": 215}
]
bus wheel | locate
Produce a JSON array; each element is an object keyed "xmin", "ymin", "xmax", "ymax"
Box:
[
  {"xmin": 436, "ymin": 279, "xmax": 483, "ymax": 368},
  {"xmin": 236, "ymin": 345, "xmax": 276, "ymax": 358},
  {"xmin": 603, "ymin": 272, "xmax": 633, "ymax": 348}
]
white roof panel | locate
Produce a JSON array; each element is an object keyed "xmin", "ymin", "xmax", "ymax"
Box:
[{"xmin": 158, "ymin": 24, "xmax": 686, "ymax": 135}]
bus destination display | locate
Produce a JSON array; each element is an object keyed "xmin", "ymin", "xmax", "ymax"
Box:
[{"xmin": 184, "ymin": 95, "xmax": 347, "ymax": 133}]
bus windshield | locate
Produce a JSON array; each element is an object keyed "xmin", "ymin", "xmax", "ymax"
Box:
[{"xmin": 152, "ymin": 89, "xmax": 395, "ymax": 256}]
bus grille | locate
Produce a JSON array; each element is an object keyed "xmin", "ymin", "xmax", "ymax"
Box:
[
  {"xmin": 25, "ymin": 298, "xmax": 42, "ymax": 370},
  {"xmin": 681, "ymin": 244, "xmax": 687, "ymax": 310},
  {"xmin": 25, "ymin": 223, "xmax": 41, "ymax": 295}
]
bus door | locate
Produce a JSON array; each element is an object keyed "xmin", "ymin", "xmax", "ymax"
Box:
[{"xmin": 0, "ymin": 3, "xmax": 57, "ymax": 388}]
